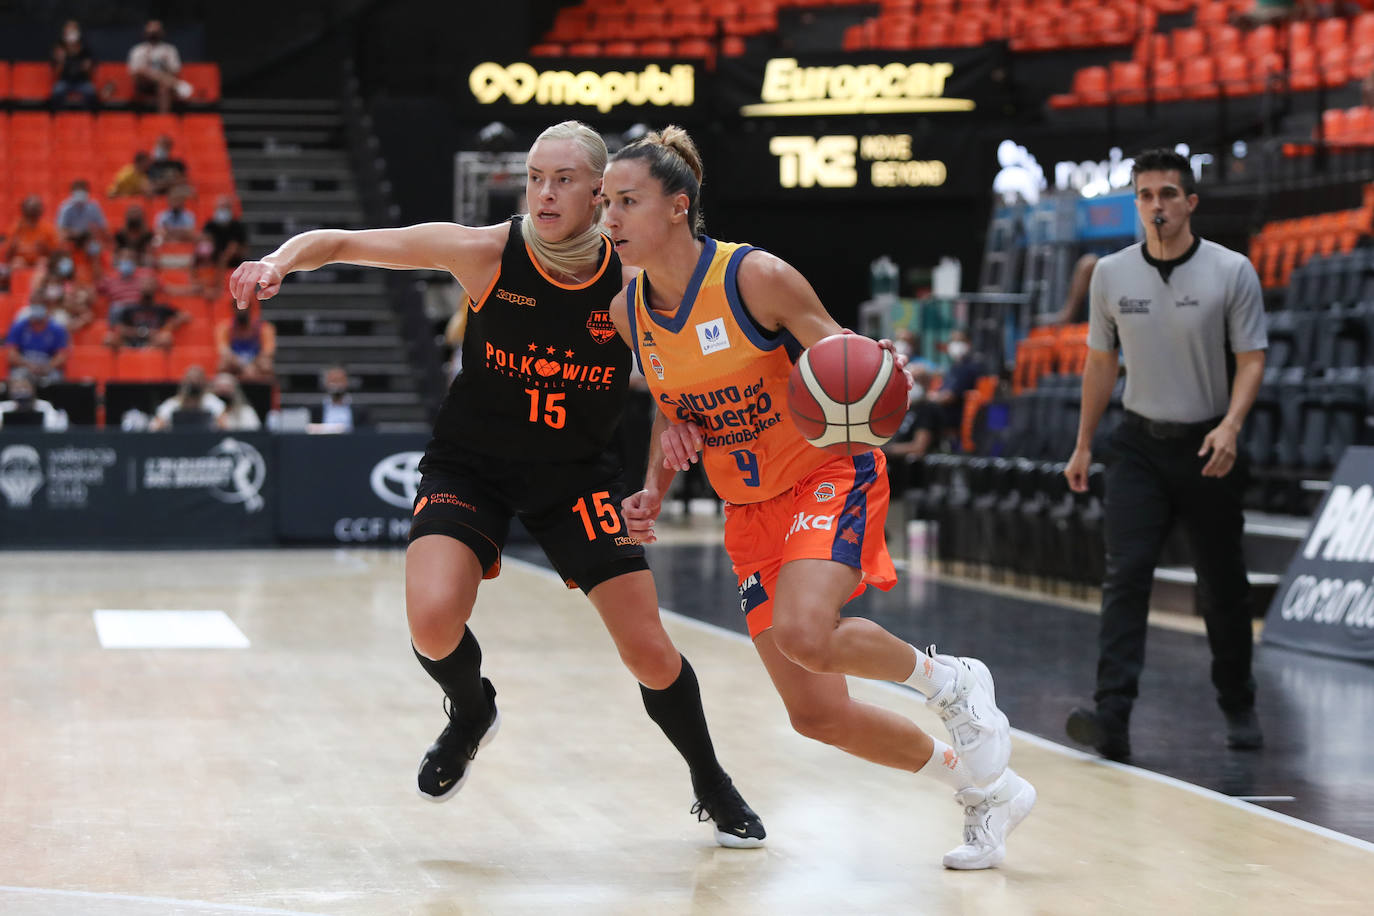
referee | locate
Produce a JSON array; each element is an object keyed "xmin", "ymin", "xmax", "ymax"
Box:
[{"xmin": 1063, "ymin": 148, "xmax": 1267, "ymax": 760}]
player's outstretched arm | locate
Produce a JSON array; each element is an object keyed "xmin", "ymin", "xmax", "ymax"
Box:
[{"xmin": 229, "ymin": 222, "xmax": 506, "ymax": 308}]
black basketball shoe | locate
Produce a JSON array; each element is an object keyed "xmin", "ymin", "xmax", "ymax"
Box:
[
  {"xmin": 416, "ymin": 678, "xmax": 500, "ymax": 802},
  {"xmin": 690, "ymin": 777, "xmax": 766, "ymax": 848}
]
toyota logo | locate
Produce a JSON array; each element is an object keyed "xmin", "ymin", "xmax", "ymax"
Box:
[{"xmin": 370, "ymin": 451, "xmax": 424, "ymax": 509}]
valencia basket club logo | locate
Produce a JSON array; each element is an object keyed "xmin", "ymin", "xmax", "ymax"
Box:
[{"xmin": 586, "ymin": 310, "xmax": 617, "ymax": 344}]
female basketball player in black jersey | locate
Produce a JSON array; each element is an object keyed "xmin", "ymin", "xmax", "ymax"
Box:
[{"xmin": 228, "ymin": 121, "xmax": 764, "ymax": 847}]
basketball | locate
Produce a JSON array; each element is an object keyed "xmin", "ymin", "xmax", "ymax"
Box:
[{"xmin": 787, "ymin": 333, "xmax": 909, "ymax": 456}]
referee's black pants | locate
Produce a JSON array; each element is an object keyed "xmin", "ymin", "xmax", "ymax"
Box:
[{"xmin": 1094, "ymin": 419, "xmax": 1257, "ymax": 724}]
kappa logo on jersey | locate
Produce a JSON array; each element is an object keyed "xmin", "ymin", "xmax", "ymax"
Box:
[
  {"xmin": 788, "ymin": 511, "xmax": 835, "ymax": 537},
  {"xmin": 586, "ymin": 309, "xmax": 617, "ymax": 344},
  {"xmin": 814, "ymin": 482, "xmax": 836, "ymax": 502},
  {"xmin": 696, "ymin": 318, "xmax": 731, "ymax": 355},
  {"xmin": 648, "ymin": 352, "xmax": 665, "ymax": 380},
  {"xmin": 642, "ymin": 329, "xmax": 656, "ymax": 347},
  {"xmin": 496, "ymin": 288, "xmax": 537, "ymax": 307},
  {"xmin": 739, "ymin": 571, "xmax": 769, "ymax": 613}
]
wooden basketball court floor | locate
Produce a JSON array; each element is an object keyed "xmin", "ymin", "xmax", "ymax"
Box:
[{"xmin": 2, "ymin": 531, "xmax": 1371, "ymax": 914}]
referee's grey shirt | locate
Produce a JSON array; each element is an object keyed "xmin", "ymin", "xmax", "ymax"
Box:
[{"xmin": 1087, "ymin": 238, "xmax": 1267, "ymax": 423}]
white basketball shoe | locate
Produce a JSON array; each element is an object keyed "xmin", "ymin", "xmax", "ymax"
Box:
[
  {"xmin": 942, "ymin": 768, "xmax": 1037, "ymax": 870},
  {"xmin": 924, "ymin": 648, "xmax": 1012, "ymax": 787}
]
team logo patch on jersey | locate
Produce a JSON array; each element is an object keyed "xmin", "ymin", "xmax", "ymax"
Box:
[
  {"xmin": 586, "ymin": 310, "xmax": 617, "ymax": 344},
  {"xmin": 739, "ymin": 571, "xmax": 769, "ymax": 614},
  {"xmin": 696, "ymin": 318, "xmax": 731, "ymax": 355},
  {"xmin": 496, "ymin": 288, "xmax": 536, "ymax": 307},
  {"xmin": 534, "ymin": 358, "xmax": 561, "ymax": 377},
  {"xmin": 814, "ymin": 482, "xmax": 836, "ymax": 502},
  {"xmin": 648, "ymin": 353, "xmax": 665, "ymax": 380}
]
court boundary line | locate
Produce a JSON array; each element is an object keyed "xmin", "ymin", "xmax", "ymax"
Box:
[
  {"xmin": 0, "ymin": 885, "xmax": 326, "ymax": 915},
  {"xmin": 504, "ymin": 554, "xmax": 1374, "ymax": 857}
]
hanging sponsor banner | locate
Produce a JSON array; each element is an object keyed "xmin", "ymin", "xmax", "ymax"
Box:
[
  {"xmin": 275, "ymin": 432, "xmax": 429, "ymax": 544},
  {"xmin": 1263, "ymin": 447, "xmax": 1374, "ymax": 662},
  {"xmin": 712, "ymin": 125, "xmax": 991, "ymax": 200},
  {"xmin": 463, "ymin": 60, "xmax": 700, "ymax": 117},
  {"xmin": 0, "ymin": 431, "xmax": 274, "ymax": 547},
  {"xmin": 718, "ymin": 49, "xmax": 1005, "ymax": 119}
]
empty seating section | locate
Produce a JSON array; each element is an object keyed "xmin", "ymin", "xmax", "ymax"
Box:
[
  {"xmin": 1, "ymin": 109, "xmax": 238, "ymax": 414},
  {"xmin": 1051, "ymin": 8, "xmax": 1374, "ymax": 108},
  {"xmin": 0, "ymin": 60, "xmax": 220, "ymax": 105},
  {"xmin": 1249, "ymin": 185, "xmax": 1374, "ymax": 289}
]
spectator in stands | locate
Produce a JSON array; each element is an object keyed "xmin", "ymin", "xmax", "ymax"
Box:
[
  {"xmin": 114, "ymin": 205, "xmax": 155, "ymax": 260},
  {"xmin": 1234, "ymin": 0, "xmax": 1321, "ymax": 26},
  {"xmin": 310, "ymin": 365, "xmax": 366, "ymax": 430},
  {"xmin": 155, "ymin": 185, "xmax": 198, "ymax": 244},
  {"xmin": 108, "ymin": 150, "xmax": 153, "ymax": 198},
  {"xmin": 105, "ymin": 274, "xmax": 185, "ymax": 350},
  {"xmin": 33, "ymin": 255, "xmax": 96, "ymax": 333},
  {"xmin": 929, "ymin": 328, "xmax": 986, "ymax": 447},
  {"xmin": 1050, "ymin": 253, "xmax": 1099, "ymax": 325},
  {"xmin": 0, "ymin": 370, "xmax": 67, "ymax": 430},
  {"xmin": 195, "ymin": 196, "xmax": 247, "ymax": 291},
  {"xmin": 215, "ymin": 306, "xmax": 276, "ymax": 382},
  {"xmin": 149, "ymin": 364, "xmax": 224, "ymax": 431},
  {"xmin": 146, "ymin": 135, "xmax": 189, "ymax": 195},
  {"xmin": 210, "ymin": 372, "xmax": 262, "ymax": 431},
  {"xmin": 893, "ymin": 327, "xmax": 935, "ymax": 372},
  {"xmin": 5, "ymin": 196, "xmax": 60, "ymax": 271},
  {"xmin": 97, "ymin": 245, "xmax": 156, "ymax": 312},
  {"xmin": 882, "ymin": 365, "xmax": 941, "ymax": 494},
  {"xmin": 55, "ymin": 180, "xmax": 109, "ymax": 246},
  {"xmin": 50, "ymin": 19, "xmax": 97, "ymax": 110},
  {"xmin": 128, "ymin": 19, "xmax": 191, "ymax": 113},
  {"xmin": 5, "ymin": 301, "xmax": 70, "ymax": 382}
]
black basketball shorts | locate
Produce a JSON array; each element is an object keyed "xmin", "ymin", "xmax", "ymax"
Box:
[{"xmin": 409, "ymin": 446, "xmax": 648, "ymax": 593}]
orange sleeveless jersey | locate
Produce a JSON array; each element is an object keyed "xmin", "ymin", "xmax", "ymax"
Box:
[{"xmin": 628, "ymin": 237, "xmax": 828, "ymax": 504}]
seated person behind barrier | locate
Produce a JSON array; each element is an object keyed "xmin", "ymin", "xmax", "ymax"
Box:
[
  {"xmin": 114, "ymin": 206, "xmax": 155, "ymax": 259},
  {"xmin": 308, "ymin": 365, "xmax": 366, "ymax": 431},
  {"xmin": 210, "ymin": 371, "xmax": 261, "ymax": 430},
  {"xmin": 0, "ymin": 370, "xmax": 68, "ymax": 430},
  {"xmin": 97, "ymin": 246, "xmax": 157, "ymax": 312},
  {"xmin": 883, "ymin": 366, "xmax": 942, "ymax": 494},
  {"xmin": 51, "ymin": 20, "xmax": 97, "ymax": 110},
  {"xmin": 145, "ymin": 136, "xmax": 189, "ymax": 195},
  {"xmin": 155, "ymin": 185, "xmax": 198, "ymax": 244},
  {"xmin": 215, "ymin": 306, "xmax": 275, "ymax": 382},
  {"xmin": 5, "ymin": 196, "xmax": 60, "ymax": 271},
  {"xmin": 128, "ymin": 20, "xmax": 191, "ymax": 113},
  {"xmin": 5, "ymin": 302, "xmax": 70, "ymax": 382},
  {"xmin": 929, "ymin": 328, "xmax": 987, "ymax": 445},
  {"xmin": 105, "ymin": 274, "xmax": 186, "ymax": 350},
  {"xmin": 55, "ymin": 180, "xmax": 109, "ymax": 247},
  {"xmin": 149, "ymin": 365, "xmax": 225, "ymax": 431},
  {"xmin": 34, "ymin": 252, "xmax": 96, "ymax": 333}
]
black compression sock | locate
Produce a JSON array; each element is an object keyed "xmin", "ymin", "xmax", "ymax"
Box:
[
  {"xmin": 413, "ymin": 626, "xmax": 490, "ymax": 721},
  {"xmin": 640, "ymin": 655, "xmax": 729, "ymax": 796}
]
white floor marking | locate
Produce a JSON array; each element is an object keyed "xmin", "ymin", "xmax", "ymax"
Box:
[{"xmin": 93, "ymin": 609, "xmax": 250, "ymax": 649}]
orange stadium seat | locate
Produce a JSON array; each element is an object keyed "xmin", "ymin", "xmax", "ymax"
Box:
[
  {"xmin": 94, "ymin": 63, "xmax": 132, "ymax": 104},
  {"xmin": 1171, "ymin": 27, "xmax": 1205, "ymax": 61},
  {"xmin": 565, "ymin": 41, "xmax": 602, "ymax": 56},
  {"xmin": 639, "ymin": 39, "xmax": 674, "ymax": 56},
  {"xmin": 179, "ymin": 63, "xmax": 220, "ymax": 103},
  {"xmin": 65, "ymin": 346, "xmax": 115, "ymax": 383},
  {"xmin": 1109, "ymin": 61, "xmax": 1146, "ymax": 104},
  {"xmin": 530, "ymin": 42, "xmax": 564, "ymax": 56},
  {"xmin": 10, "ymin": 63, "xmax": 53, "ymax": 103},
  {"xmin": 0, "ymin": 62, "xmax": 11, "ymax": 99},
  {"xmin": 115, "ymin": 348, "xmax": 170, "ymax": 382},
  {"xmin": 602, "ymin": 40, "xmax": 638, "ymax": 56},
  {"xmin": 169, "ymin": 346, "xmax": 217, "ymax": 381}
]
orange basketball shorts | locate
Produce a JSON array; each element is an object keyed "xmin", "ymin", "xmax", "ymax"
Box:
[{"xmin": 723, "ymin": 448, "xmax": 897, "ymax": 639}]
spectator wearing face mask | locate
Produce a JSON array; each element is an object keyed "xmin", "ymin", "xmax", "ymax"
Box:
[
  {"xmin": 155, "ymin": 185, "xmax": 198, "ymax": 245},
  {"xmin": 55, "ymin": 180, "xmax": 109, "ymax": 246},
  {"xmin": 215, "ymin": 306, "xmax": 276, "ymax": 382},
  {"xmin": 149, "ymin": 364, "xmax": 225, "ymax": 431},
  {"xmin": 882, "ymin": 365, "xmax": 942, "ymax": 494},
  {"xmin": 128, "ymin": 20, "xmax": 191, "ymax": 114},
  {"xmin": 210, "ymin": 372, "xmax": 262, "ymax": 431},
  {"xmin": 0, "ymin": 370, "xmax": 68, "ymax": 430},
  {"xmin": 145, "ymin": 135, "xmax": 188, "ymax": 195},
  {"xmin": 109, "ymin": 150, "xmax": 153, "ymax": 198},
  {"xmin": 97, "ymin": 246, "xmax": 157, "ymax": 312},
  {"xmin": 929, "ymin": 328, "xmax": 987, "ymax": 447},
  {"xmin": 893, "ymin": 327, "xmax": 935, "ymax": 373},
  {"xmin": 114, "ymin": 205, "xmax": 155, "ymax": 260},
  {"xmin": 4, "ymin": 196, "xmax": 60, "ymax": 271},
  {"xmin": 5, "ymin": 302, "xmax": 70, "ymax": 382},
  {"xmin": 33, "ymin": 253, "xmax": 96, "ymax": 333},
  {"xmin": 105, "ymin": 273, "xmax": 186, "ymax": 350},
  {"xmin": 196, "ymin": 196, "xmax": 246, "ymax": 292},
  {"xmin": 309, "ymin": 365, "xmax": 367, "ymax": 431},
  {"xmin": 51, "ymin": 19, "xmax": 97, "ymax": 111}
]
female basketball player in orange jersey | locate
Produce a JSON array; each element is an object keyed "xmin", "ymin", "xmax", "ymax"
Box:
[
  {"xmin": 228, "ymin": 121, "xmax": 764, "ymax": 847},
  {"xmin": 604, "ymin": 127, "xmax": 1035, "ymax": 869}
]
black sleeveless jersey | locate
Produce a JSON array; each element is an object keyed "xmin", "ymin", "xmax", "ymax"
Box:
[{"xmin": 425, "ymin": 217, "xmax": 630, "ymax": 466}]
